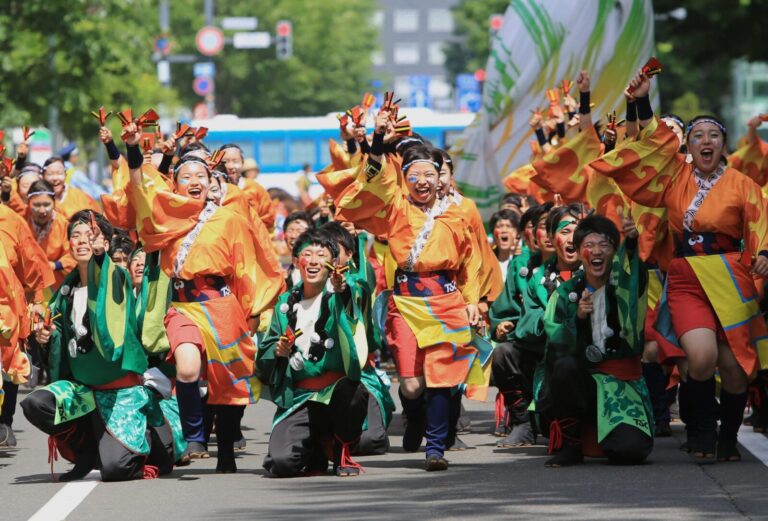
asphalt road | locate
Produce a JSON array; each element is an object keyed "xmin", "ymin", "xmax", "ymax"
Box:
[{"xmin": 3, "ymin": 386, "xmax": 768, "ymax": 521}]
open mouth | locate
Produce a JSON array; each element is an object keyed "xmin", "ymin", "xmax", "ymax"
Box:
[
  {"xmin": 414, "ymin": 186, "xmax": 430, "ymax": 197},
  {"xmin": 135, "ymin": 268, "xmax": 144, "ymax": 277},
  {"xmin": 306, "ymin": 266, "xmax": 321, "ymax": 276},
  {"xmin": 700, "ymin": 148, "xmax": 714, "ymax": 162},
  {"xmin": 76, "ymin": 247, "xmax": 90, "ymax": 255},
  {"xmin": 590, "ymin": 257, "xmax": 606, "ymax": 268},
  {"xmin": 565, "ymin": 245, "xmax": 576, "ymax": 255},
  {"xmin": 187, "ymin": 187, "xmax": 203, "ymax": 198}
]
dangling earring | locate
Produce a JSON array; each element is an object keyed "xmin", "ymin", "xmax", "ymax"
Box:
[{"xmin": 685, "ymin": 153, "xmax": 693, "ymax": 164}]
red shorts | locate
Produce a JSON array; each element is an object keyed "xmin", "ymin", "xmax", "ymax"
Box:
[
  {"xmin": 385, "ymin": 295, "xmax": 425, "ymax": 378},
  {"xmin": 164, "ymin": 307, "xmax": 207, "ymax": 377},
  {"xmin": 667, "ymin": 258, "xmax": 726, "ymax": 342}
]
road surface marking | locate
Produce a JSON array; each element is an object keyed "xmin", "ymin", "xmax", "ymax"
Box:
[{"xmin": 28, "ymin": 471, "xmax": 99, "ymax": 521}]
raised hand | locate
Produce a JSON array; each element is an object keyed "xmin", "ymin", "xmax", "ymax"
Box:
[
  {"xmin": 576, "ymin": 70, "xmax": 590, "ymax": 93},
  {"xmin": 99, "ymin": 126, "xmax": 113, "ymax": 144},
  {"xmin": 577, "ymin": 289, "xmax": 593, "ymax": 319}
]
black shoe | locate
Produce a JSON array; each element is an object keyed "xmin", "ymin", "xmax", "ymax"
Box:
[
  {"xmin": 425, "ymin": 455, "xmax": 448, "ymax": 471},
  {"xmin": 447, "ymin": 436, "xmax": 470, "ymax": 451},
  {"xmin": 184, "ymin": 441, "xmax": 209, "ymax": 460},
  {"xmin": 402, "ymin": 414, "xmax": 426, "ymax": 452},
  {"xmin": 689, "ymin": 429, "xmax": 716, "ymax": 460},
  {"xmin": 59, "ymin": 453, "xmax": 98, "ymax": 482},
  {"xmin": 497, "ymin": 422, "xmax": 535, "ymax": 448},
  {"xmin": 215, "ymin": 453, "xmax": 237, "ymax": 474},
  {"xmin": 545, "ymin": 445, "xmax": 584, "ymax": 468},
  {"xmin": 0, "ymin": 424, "xmax": 16, "ymax": 448},
  {"xmin": 654, "ymin": 421, "xmax": 672, "ymax": 437},
  {"xmin": 717, "ymin": 439, "xmax": 742, "ymax": 462}
]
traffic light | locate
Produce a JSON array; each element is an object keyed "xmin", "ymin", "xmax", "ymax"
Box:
[{"xmin": 276, "ymin": 20, "xmax": 293, "ymax": 60}]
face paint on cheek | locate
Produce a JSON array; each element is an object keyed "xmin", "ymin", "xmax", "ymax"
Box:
[
  {"xmin": 407, "ymin": 176, "xmax": 418, "ymax": 184},
  {"xmin": 581, "ymin": 248, "xmax": 591, "ymax": 263},
  {"xmin": 178, "ymin": 178, "xmax": 190, "ymax": 185}
]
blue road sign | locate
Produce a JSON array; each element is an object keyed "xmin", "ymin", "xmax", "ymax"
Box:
[
  {"xmin": 409, "ymin": 75, "xmax": 431, "ymax": 108},
  {"xmin": 193, "ymin": 62, "xmax": 216, "ymax": 78}
]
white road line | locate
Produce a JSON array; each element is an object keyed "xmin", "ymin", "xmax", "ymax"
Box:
[
  {"xmin": 738, "ymin": 426, "xmax": 768, "ymax": 467},
  {"xmin": 28, "ymin": 471, "xmax": 99, "ymax": 521}
]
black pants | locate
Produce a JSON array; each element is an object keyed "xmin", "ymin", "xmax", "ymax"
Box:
[
  {"xmin": 263, "ymin": 378, "xmax": 368, "ymax": 477},
  {"xmin": 491, "ymin": 342, "xmax": 540, "ymax": 427},
  {"xmin": 355, "ymin": 393, "xmax": 389, "ymax": 456},
  {"xmin": 544, "ymin": 356, "xmax": 653, "ymax": 465},
  {"xmin": 0, "ymin": 381, "xmax": 18, "ymax": 426},
  {"xmin": 20, "ymin": 389, "xmax": 174, "ymax": 481}
]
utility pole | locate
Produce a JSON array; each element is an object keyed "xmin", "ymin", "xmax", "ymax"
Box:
[
  {"xmin": 157, "ymin": 0, "xmax": 171, "ymax": 86},
  {"xmin": 204, "ymin": 0, "xmax": 216, "ymax": 116}
]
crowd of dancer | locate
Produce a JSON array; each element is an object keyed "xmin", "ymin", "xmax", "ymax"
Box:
[{"xmin": 2, "ymin": 63, "xmax": 768, "ymax": 481}]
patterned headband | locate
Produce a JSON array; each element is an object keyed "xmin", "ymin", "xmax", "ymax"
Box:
[
  {"xmin": 686, "ymin": 118, "xmax": 726, "ymax": 136},
  {"xmin": 402, "ymin": 159, "xmax": 439, "ymax": 173},
  {"xmin": 27, "ymin": 190, "xmax": 55, "ymax": 198}
]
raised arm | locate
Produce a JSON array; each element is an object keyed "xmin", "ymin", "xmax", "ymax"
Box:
[{"xmin": 576, "ymin": 70, "xmax": 592, "ymax": 132}]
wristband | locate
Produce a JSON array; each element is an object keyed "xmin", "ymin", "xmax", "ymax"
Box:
[
  {"xmin": 625, "ymin": 100, "xmax": 637, "ymax": 122},
  {"xmin": 158, "ymin": 154, "xmax": 173, "ymax": 175},
  {"xmin": 346, "ymin": 139, "xmax": 358, "ymax": 155},
  {"xmin": 104, "ymin": 140, "xmax": 120, "ymax": 161},
  {"xmin": 556, "ymin": 122, "xmax": 566, "ymax": 138},
  {"xmin": 54, "ymin": 261, "xmax": 63, "ymax": 271},
  {"xmin": 14, "ymin": 155, "xmax": 26, "ymax": 171},
  {"xmin": 578, "ymin": 91, "xmax": 591, "ymax": 115},
  {"xmin": 535, "ymin": 128, "xmax": 547, "ymax": 146},
  {"xmin": 370, "ymin": 131, "xmax": 384, "ymax": 156},
  {"xmin": 126, "ymin": 144, "xmax": 143, "ymax": 169},
  {"xmin": 636, "ymin": 96, "xmax": 653, "ymax": 121}
]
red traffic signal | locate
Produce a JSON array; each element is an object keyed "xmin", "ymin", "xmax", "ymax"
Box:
[
  {"xmin": 277, "ymin": 20, "xmax": 292, "ymax": 37},
  {"xmin": 489, "ymin": 14, "xmax": 503, "ymax": 32}
]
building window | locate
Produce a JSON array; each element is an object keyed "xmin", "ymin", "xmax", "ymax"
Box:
[
  {"xmin": 371, "ymin": 10, "xmax": 384, "ymax": 29},
  {"xmin": 427, "ymin": 8, "xmax": 454, "ymax": 32},
  {"xmin": 372, "ymin": 50, "xmax": 385, "ymax": 66},
  {"xmin": 393, "ymin": 43, "xmax": 420, "ymax": 65},
  {"xmin": 428, "ymin": 42, "xmax": 445, "ymax": 65},
  {"xmin": 393, "ymin": 8, "xmax": 419, "ymax": 32}
]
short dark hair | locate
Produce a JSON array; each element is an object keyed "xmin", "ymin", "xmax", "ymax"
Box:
[
  {"xmin": 489, "ymin": 209, "xmax": 520, "ymax": 232},
  {"xmin": 321, "ymin": 221, "xmax": 355, "ymax": 256},
  {"xmin": 573, "ymin": 215, "xmax": 619, "ymax": 250},
  {"xmin": 284, "ymin": 211, "xmax": 312, "ymax": 232},
  {"xmin": 43, "ymin": 156, "xmax": 65, "ymax": 169},
  {"xmin": 437, "ymin": 149, "xmax": 453, "ymax": 174},
  {"xmin": 546, "ymin": 203, "xmax": 586, "ymax": 237},
  {"xmin": 68, "ymin": 210, "xmax": 114, "ymax": 241},
  {"xmin": 292, "ymin": 228, "xmax": 339, "ymax": 259},
  {"xmin": 109, "ymin": 229, "xmax": 135, "ymax": 257},
  {"xmin": 179, "ymin": 141, "xmax": 210, "ymax": 157},
  {"xmin": 173, "ymin": 154, "xmax": 212, "ymax": 180},
  {"xmin": 531, "ymin": 201, "xmax": 554, "ymax": 228}
]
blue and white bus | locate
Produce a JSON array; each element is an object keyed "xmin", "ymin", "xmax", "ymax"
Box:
[{"xmin": 193, "ymin": 108, "xmax": 474, "ymax": 197}]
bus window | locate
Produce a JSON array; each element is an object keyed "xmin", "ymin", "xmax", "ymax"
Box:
[
  {"xmin": 290, "ymin": 139, "xmax": 316, "ymax": 167},
  {"xmin": 320, "ymin": 140, "xmax": 330, "ymax": 166},
  {"xmin": 260, "ymin": 140, "xmax": 286, "ymax": 166}
]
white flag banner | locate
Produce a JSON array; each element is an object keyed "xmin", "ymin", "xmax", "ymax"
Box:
[{"xmin": 452, "ymin": 0, "xmax": 658, "ymax": 220}]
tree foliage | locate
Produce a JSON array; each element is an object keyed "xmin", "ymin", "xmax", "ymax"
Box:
[
  {"xmin": 0, "ymin": 1, "xmax": 176, "ymax": 144},
  {"xmin": 444, "ymin": 0, "xmax": 509, "ymax": 83},
  {"xmin": 168, "ymin": 0, "xmax": 377, "ymax": 117}
]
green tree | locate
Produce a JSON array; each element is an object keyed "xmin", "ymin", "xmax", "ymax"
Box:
[
  {"xmin": 168, "ymin": 0, "xmax": 377, "ymax": 117},
  {"xmin": 444, "ymin": 0, "xmax": 509, "ymax": 83},
  {"xmin": 0, "ymin": 1, "xmax": 177, "ymax": 145},
  {"xmin": 654, "ymin": 0, "xmax": 768, "ymax": 115}
]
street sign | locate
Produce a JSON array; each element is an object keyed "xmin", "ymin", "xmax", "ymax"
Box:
[
  {"xmin": 222, "ymin": 17, "xmax": 258, "ymax": 31},
  {"xmin": 408, "ymin": 75, "xmax": 431, "ymax": 108},
  {"xmin": 193, "ymin": 76, "xmax": 214, "ymax": 96},
  {"xmin": 193, "ymin": 62, "xmax": 216, "ymax": 78},
  {"xmin": 157, "ymin": 60, "xmax": 171, "ymax": 84},
  {"xmin": 233, "ymin": 32, "xmax": 271, "ymax": 49},
  {"xmin": 456, "ymin": 73, "xmax": 481, "ymax": 112},
  {"xmin": 154, "ymin": 35, "xmax": 173, "ymax": 56},
  {"xmin": 196, "ymin": 26, "xmax": 225, "ymax": 56}
]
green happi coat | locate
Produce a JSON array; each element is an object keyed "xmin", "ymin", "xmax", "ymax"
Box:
[
  {"xmin": 541, "ymin": 238, "xmax": 654, "ymax": 441},
  {"xmin": 488, "ymin": 246, "xmax": 532, "ymax": 340},
  {"xmin": 257, "ymin": 282, "xmax": 366, "ymax": 427},
  {"xmin": 347, "ymin": 233, "xmax": 395, "ymax": 429},
  {"xmin": 515, "ymin": 255, "xmax": 569, "ymax": 354},
  {"xmin": 42, "ymin": 255, "xmax": 151, "ymax": 454}
]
